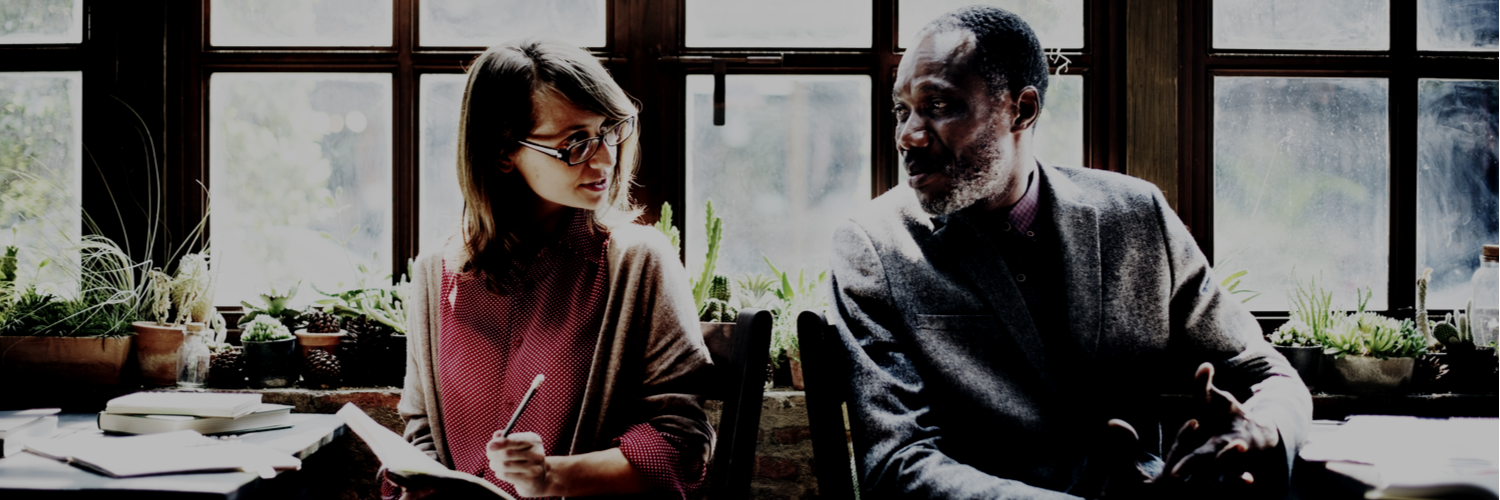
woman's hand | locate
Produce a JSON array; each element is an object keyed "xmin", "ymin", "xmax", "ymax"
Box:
[
  {"xmin": 383, "ymin": 469, "xmax": 488, "ymax": 500},
  {"xmin": 487, "ymin": 431, "xmax": 553, "ymax": 497}
]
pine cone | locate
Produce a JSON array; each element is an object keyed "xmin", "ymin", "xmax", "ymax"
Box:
[
  {"xmin": 304, "ymin": 311, "xmax": 342, "ymax": 333},
  {"xmin": 1413, "ymin": 353, "xmax": 1449, "ymax": 392},
  {"xmin": 208, "ymin": 348, "xmax": 245, "ymax": 388},
  {"xmin": 302, "ymin": 348, "xmax": 342, "ymax": 388}
]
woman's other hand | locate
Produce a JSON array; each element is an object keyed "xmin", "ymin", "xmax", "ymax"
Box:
[
  {"xmin": 383, "ymin": 468, "xmax": 486, "ymax": 500},
  {"xmin": 488, "ymin": 431, "xmax": 553, "ymax": 497}
]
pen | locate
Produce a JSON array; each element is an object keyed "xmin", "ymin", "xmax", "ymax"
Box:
[{"xmin": 501, "ymin": 374, "xmax": 545, "ymax": 437}]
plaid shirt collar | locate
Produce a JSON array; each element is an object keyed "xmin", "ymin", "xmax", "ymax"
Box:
[{"xmin": 1006, "ymin": 165, "xmax": 1041, "ymax": 235}]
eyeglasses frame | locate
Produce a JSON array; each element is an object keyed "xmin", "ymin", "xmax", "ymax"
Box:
[{"xmin": 515, "ymin": 115, "xmax": 638, "ymax": 167}]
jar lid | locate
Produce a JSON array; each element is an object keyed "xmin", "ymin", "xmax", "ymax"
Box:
[{"xmin": 1485, "ymin": 244, "xmax": 1498, "ymax": 262}]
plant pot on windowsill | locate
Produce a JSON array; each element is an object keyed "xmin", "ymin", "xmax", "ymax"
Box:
[
  {"xmin": 132, "ymin": 321, "xmax": 186, "ymax": 386},
  {"xmin": 1443, "ymin": 346, "xmax": 1498, "ymax": 394},
  {"xmin": 1327, "ymin": 355, "xmax": 1415, "ymax": 394},
  {"xmin": 0, "ymin": 335, "xmax": 135, "ymax": 386},
  {"xmin": 294, "ymin": 329, "xmax": 346, "ymax": 358},
  {"xmin": 377, "ymin": 334, "xmax": 408, "ymax": 387},
  {"xmin": 243, "ymin": 338, "xmax": 298, "ymax": 388},
  {"xmin": 1274, "ymin": 345, "xmax": 1323, "ymax": 389}
]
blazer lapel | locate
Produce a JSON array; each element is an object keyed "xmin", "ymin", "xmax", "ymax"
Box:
[
  {"xmin": 1040, "ymin": 164, "xmax": 1102, "ymax": 360},
  {"xmin": 932, "ymin": 211, "xmax": 1056, "ymax": 388}
]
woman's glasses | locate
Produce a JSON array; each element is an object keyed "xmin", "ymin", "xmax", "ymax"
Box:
[{"xmin": 516, "ymin": 115, "xmax": 637, "ymax": 167}]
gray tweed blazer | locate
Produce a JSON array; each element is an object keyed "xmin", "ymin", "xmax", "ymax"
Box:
[{"xmin": 828, "ymin": 164, "xmax": 1312, "ymax": 499}]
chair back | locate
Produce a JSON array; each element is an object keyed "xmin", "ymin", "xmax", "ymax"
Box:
[
  {"xmin": 796, "ymin": 310, "xmax": 858, "ymax": 500},
  {"xmin": 699, "ymin": 308, "xmax": 773, "ymax": 500}
]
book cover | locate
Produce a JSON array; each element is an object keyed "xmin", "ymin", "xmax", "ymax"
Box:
[
  {"xmin": 99, "ymin": 404, "xmax": 293, "ymax": 435},
  {"xmin": 105, "ymin": 392, "xmax": 262, "ymax": 418},
  {"xmin": 336, "ymin": 402, "xmax": 516, "ymax": 500},
  {"xmin": 0, "ymin": 409, "xmax": 60, "ymax": 458}
]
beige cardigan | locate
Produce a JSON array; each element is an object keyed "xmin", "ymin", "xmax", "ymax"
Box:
[{"xmin": 398, "ymin": 224, "xmax": 716, "ymax": 475}]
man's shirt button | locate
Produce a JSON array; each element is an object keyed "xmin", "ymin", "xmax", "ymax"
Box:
[{"xmin": 1016, "ymin": 274, "xmax": 1027, "ymax": 283}]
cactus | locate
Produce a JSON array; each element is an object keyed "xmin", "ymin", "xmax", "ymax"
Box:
[
  {"xmin": 653, "ymin": 202, "xmax": 682, "ymax": 255},
  {"xmin": 710, "ymin": 275, "xmax": 731, "ymax": 302},
  {"xmin": 240, "ymin": 314, "xmax": 292, "ymax": 342},
  {"xmin": 690, "ymin": 200, "xmax": 723, "ymax": 315},
  {"xmin": 1417, "ymin": 268, "xmax": 1432, "ymax": 346},
  {"xmin": 699, "ymin": 298, "xmax": 737, "ymax": 323}
]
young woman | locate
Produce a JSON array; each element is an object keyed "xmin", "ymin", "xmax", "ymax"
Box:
[{"xmin": 385, "ymin": 38, "xmax": 714, "ymax": 500}]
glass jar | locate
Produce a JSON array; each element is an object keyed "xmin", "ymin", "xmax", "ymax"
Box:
[
  {"xmin": 1470, "ymin": 244, "xmax": 1499, "ymax": 347},
  {"xmin": 178, "ymin": 322, "xmax": 212, "ymax": 388}
]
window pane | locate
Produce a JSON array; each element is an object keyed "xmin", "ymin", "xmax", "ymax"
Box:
[
  {"xmin": 686, "ymin": 0, "xmax": 871, "ymax": 48},
  {"xmin": 0, "ymin": 72, "xmax": 81, "ymax": 290},
  {"xmin": 1418, "ymin": 79, "xmax": 1499, "ymax": 309},
  {"xmin": 685, "ymin": 75, "xmax": 872, "ymax": 280},
  {"xmin": 899, "ymin": 0, "xmax": 1084, "ymax": 50},
  {"xmin": 210, "ymin": 73, "xmax": 393, "ymax": 306},
  {"xmin": 1213, "ymin": 77, "xmax": 1390, "ymax": 311},
  {"xmin": 0, "ymin": 0, "xmax": 82, "ymax": 44},
  {"xmin": 420, "ymin": 0, "xmax": 606, "ymax": 48},
  {"xmin": 210, "ymin": 0, "xmax": 392, "ymax": 47},
  {"xmin": 419, "ymin": 73, "xmax": 467, "ymax": 254},
  {"xmin": 1212, "ymin": 0, "xmax": 1389, "ymax": 51},
  {"xmin": 1418, "ymin": 0, "xmax": 1500, "ymax": 51},
  {"xmin": 1035, "ymin": 74, "xmax": 1084, "ymax": 167}
]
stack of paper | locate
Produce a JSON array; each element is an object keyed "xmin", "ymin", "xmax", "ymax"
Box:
[
  {"xmin": 1301, "ymin": 415, "xmax": 1499, "ymax": 499},
  {"xmin": 99, "ymin": 392, "xmax": 292, "ymax": 435},
  {"xmin": 25, "ymin": 430, "xmax": 300, "ymax": 478},
  {"xmin": 0, "ymin": 408, "xmax": 60, "ymax": 457}
]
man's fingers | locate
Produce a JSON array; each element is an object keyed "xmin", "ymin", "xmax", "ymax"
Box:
[
  {"xmin": 1195, "ymin": 362, "xmax": 1215, "ymax": 401},
  {"xmin": 1106, "ymin": 418, "xmax": 1140, "ymax": 444},
  {"xmin": 1240, "ymin": 471, "xmax": 1255, "ymax": 484}
]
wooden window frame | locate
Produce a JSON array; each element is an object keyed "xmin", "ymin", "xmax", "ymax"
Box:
[{"xmin": 1177, "ymin": 0, "xmax": 1499, "ymax": 320}]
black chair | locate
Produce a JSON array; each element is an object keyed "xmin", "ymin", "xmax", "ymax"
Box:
[
  {"xmin": 796, "ymin": 311, "xmax": 859, "ymax": 500},
  {"xmin": 699, "ymin": 308, "xmax": 773, "ymax": 500}
]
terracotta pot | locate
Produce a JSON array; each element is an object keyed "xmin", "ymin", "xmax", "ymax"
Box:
[
  {"xmin": 294, "ymin": 329, "xmax": 346, "ymax": 358},
  {"xmin": 0, "ymin": 335, "xmax": 134, "ymax": 385},
  {"xmin": 132, "ymin": 321, "xmax": 185, "ymax": 386},
  {"xmin": 1275, "ymin": 346, "xmax": 1323, "ymax": 389},
  {"xmin": 243, "ymin": 338, "xmax": 298, "ymax": 388},
  {"xmin": 789, "ymin": 353, "xmax": 806, "ymax": 391},
  {"xmin": 1328, "ymin": 356, "xmax": 1414, "ymax": 394}
]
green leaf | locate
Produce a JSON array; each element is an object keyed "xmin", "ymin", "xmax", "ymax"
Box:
[{"xmin": 319, "ymin": 231, "xmax": 336, "ymax": 241}]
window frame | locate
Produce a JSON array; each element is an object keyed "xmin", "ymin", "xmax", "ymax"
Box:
[
  {"xmin": 172, "ymin": 0, "xmax": 1123, "ymax": 292},
  {"xmin": 1178, "ymin": 0, "xmax": 1500, "ymax": 322}
]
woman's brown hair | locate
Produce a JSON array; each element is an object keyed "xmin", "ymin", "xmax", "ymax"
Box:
[{"xmin": 455, "ymin": 37, "xmax": 641, "ymax": 292}]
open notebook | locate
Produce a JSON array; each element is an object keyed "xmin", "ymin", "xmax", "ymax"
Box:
[
  {"xmin": 25, "ymin": 429, "xmax": 300, "ymax": 479},
  {"xmin": 337, "ymin": 403, "xmax": 516, "ymax": 500}
]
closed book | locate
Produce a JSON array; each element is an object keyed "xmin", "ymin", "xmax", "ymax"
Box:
[
  {"xmin": 106, "ymin": 392, "xmax": 262, "ymax": 418},
  {"xmin": 99, "ymin": 404, "xmax": 293, "ymax": 435},
  {"xmin": 25, "ymin": 430, "xmax": 300, "ymax": 478},
  {"xmin": 0, "ymin": 408, "xmax": 61, "ymax": 458}
]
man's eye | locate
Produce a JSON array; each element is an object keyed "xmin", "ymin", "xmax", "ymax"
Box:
[
  {"xmin": 930, "ymin": 99, "xmax": 948, "ymax": 111},
  {"xmin": 893, "ymin": 107, "xmax": 910, "ymax": 120}
]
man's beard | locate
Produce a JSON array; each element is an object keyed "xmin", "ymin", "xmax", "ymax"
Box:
[{"xmin": 906, "ymin": 125, "xmax": 1008, "ymax": 216}]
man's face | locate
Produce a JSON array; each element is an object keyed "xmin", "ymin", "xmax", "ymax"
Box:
[{"xmin": 892, "ymin": 29, "xmax": 1025, "ymax": 216}]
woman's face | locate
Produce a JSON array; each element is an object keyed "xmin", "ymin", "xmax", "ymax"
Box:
[{"xmin": 506, "ymin": 90, "xmax": 617, "ymax": 225}]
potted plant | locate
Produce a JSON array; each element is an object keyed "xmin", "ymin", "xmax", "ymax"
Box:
[
  {"xmin": 132, "ymin": 252, "xmax": 217, "ymax": 387},
  {"xmin": 240, "ymin": 314, "xmax": 297, "ymax": 388},
  {"xmin": 0, "ymin": 238, "xmax": 144, "ymax": 387},
  {"xmin": 312, "ymin": 269, "xmax": 410, "ymax": 387},
  {"xmin": 239, "ymin": 282, "xmax": 305, "ymax": 333},
  {"xmin": 1322, "ymin": 311, "xmax": 1426, "ymax": 394},
  {"xmin": 1271, "ymin": 275, "xmax": 1337, "ymax": 388},
  {"xmin": 1432, "ymin": 306, "xmax": 1499, "ymax": 394},
  {"xmin": 206, "ymin": 313, "xmax": 245, "ymax": 388},
  {"xmin": 763, "ymin": 256, "xmax": 828, "ymax": 391}
]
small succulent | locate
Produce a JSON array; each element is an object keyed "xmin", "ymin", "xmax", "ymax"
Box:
[
  {"xmin": 1269, "ymin": 319, "xmax": 1319, "ymax": 347},
  {"xmin": 240, "ymin": 283, "xmax": 304, "ymax": 331},
  {"xmin": 1435, "ymin": 304, "xmax": 1476, "ymax": 350},
  {"xmin": 1323, "ymin": 312, "xmax": 1425, "ymax": 360},
  {"xmin": 240, "ymin": 314, "xmax": 293, "ymax": 342}
]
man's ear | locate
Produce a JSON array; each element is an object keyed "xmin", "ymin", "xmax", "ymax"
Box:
[{"xmin": 1012, "ymin": 86, "xmax": 1041, "ymax": 133}]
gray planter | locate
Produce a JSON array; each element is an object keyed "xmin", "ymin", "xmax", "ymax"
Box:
[
  {"xmin": 1328, "ymin": 356, "xmax": 1414, "ymax": 394},
  {"xmin": 1274, "ymin": 346, "xmax": 1323, "ymax": 389},
  {"xmin": 243, "ymin": 338, "xmax": 298, "ymax": 388}
]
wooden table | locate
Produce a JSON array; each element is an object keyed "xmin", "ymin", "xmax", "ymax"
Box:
[{"xmin": 0, "ymin": 412, "xmax": 347, "ymax": 499}]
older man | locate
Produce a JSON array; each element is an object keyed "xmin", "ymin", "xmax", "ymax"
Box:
[{"xmin": 827, "ymin": 6, "xmax": 1312, "ymax": 499}]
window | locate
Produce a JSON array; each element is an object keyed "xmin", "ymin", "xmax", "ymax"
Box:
[
  {"xmin": 182, "ymin": 0, "xmax": 1121, "ymax": 305},
  {"xmin": 1184, "ymin": 0, "xmax": 1499, "ymax": 315}
]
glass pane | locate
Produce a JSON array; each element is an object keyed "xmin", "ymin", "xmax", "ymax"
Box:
[
  {"xmin": 1035, "ymin": 74, "xmax": 1084, "ymax": 167},
  {"xmin": 210, "ymin": 73, "xmax": 393, "ymax": 307},
  {"xmin": 1418, "ymin": 79, "xmax": 1499, "ymax": 309},
  {"xmin": 210, "ymin": 0, "xmax": 392, "ymax": 47},
  {"xmin": 1213, "ymin": 77, "xmax": 1390, "ymax": 312},
  {"xmin": 0, "ymin": 72, "xmax": 81, "ymax": 290},
  {"xmin": 685, "ymin": 75, "xmax": 872, "ymax": 281},
  {"xmin": 1212, "ymin": 0, "xmax": 1389, "ymax": 51},
  {"xmin": 898, "ymin": 0, "xmax": 1084, "ymax": 50},
  {"xmin": 0, "ymin": 0, "xmax": 82, "ymax": 44},
  {"xmin": 1418, "ymin": 0, "xmax": 1500, "ymax": 51},
  {"xmin": 686, "ymin": 0, "xmax": 871, "ymax": 48},
  {"xmin": 420, "ymin": 0, "xmax": 606, "ymax": 48},
  {"xmin": 419, "ymin": 73, "xmax": 467, "ymax": 254}
]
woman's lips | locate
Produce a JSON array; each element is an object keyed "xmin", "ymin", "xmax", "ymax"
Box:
[{"xmin": 582, "ymin": 178, "xmax": 609, "ymax": 192}]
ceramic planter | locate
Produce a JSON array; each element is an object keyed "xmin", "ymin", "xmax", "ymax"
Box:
[
  {"xmin": 1274, "ymin": 346, "xmax": 1323, "ymax": 389},
  {"xmin": 1444, "ymin": 346, "xmax": 1498, "ymax": 394},
  {"xmin": 242, "ymin": 338, "xmax": 298, "ymax": 388},
  {"xmin": 0, "ymin": 335, "xmax": 134, "ymax": 385},
  {"xmin": 294, "ymin": 329, "xmax": 346, "ymax": 358},
  {"xmin": 1328, "ymin": 355, "xmax": 1414, "ymax": 394},
  {"xmin": 789, "ymin": 350, "xmax": 806, "ymax": 391},
  {"xmin": 378, "ymin": 334, "xmax": 408, "ymax": 387},
  {"xmin": 132, "ymin": 321, "xmax": 186, "ymax": 386}
]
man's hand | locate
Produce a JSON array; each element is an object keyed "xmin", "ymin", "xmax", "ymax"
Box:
[
  {"xmin": 1098, "ymin": 419, "xmax": 1164, "ymax": 499},
  {"xmin": 487, "ymin": 431, "xmax": 552, "ymax": 497},
  {"xmin": 1156, "ymin": 363, "xmax": 1281, "ymax": 494}
]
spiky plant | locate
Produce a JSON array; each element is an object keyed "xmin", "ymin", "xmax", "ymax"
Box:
[
  {"xmin": 240, "ymin": 283, "xmax": 304, "ymax": 331},
  {"xmin": 689, "ymin": 200, "xmax": 723, "ymax": 315},
  {"xmin": 240, "ymin": 315, "xmax": 292, "ymax": 342},
  {"xmin": 652, "ymin": 202, "xmax": 681, "ymax": 255}
]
